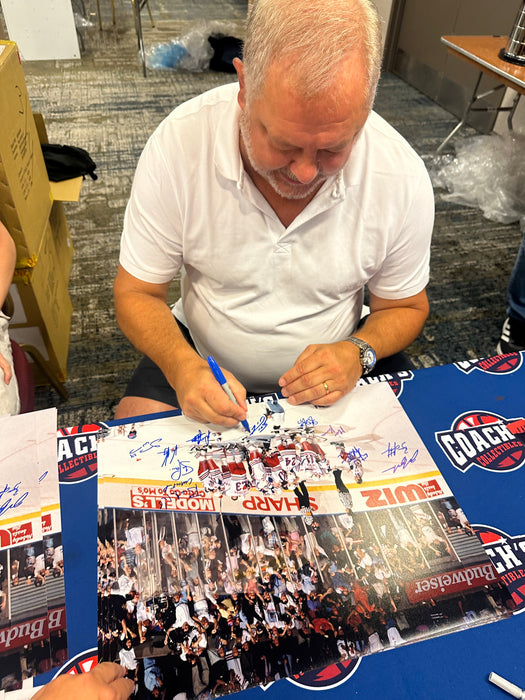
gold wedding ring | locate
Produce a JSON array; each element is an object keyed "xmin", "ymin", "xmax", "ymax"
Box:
[{"xmin": 323, "ymin": 381, "xmax": 329, "ymax": 395}]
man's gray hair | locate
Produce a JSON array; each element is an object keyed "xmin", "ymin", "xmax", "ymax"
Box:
[{"xmin": 242, "ymin": 0, "xmax": 383, "ymax": 108}]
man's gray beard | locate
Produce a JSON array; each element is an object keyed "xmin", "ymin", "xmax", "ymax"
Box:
[{"xmin": 239, "ymin": 111, "xmax": 326, "ymax": 201}]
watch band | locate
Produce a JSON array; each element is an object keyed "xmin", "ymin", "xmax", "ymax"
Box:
[{"xmin": 346, "ymin": 336, "xmax": 377, "ymax": 376}]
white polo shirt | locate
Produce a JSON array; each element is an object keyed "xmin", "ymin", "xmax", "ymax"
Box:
[{"xmin": 120, "ymin": 82, "xmax": 434, "ymax": 393}]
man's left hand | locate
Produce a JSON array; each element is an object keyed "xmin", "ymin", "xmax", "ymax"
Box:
[
  {"xmin": 279, "ymin": 290, "xmax": 429, "ymax": 406},
  {"xmin": 278, "ymin": 341, "xmax": 361, "ymax": 406}
]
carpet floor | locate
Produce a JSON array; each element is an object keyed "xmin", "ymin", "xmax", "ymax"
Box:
[{"xmin": 7, "ymin": 0, "xmax": 522, "ymax": 426}]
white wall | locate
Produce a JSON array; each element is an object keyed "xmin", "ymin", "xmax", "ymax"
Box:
[
  {"xmin": 374, "ymin": 0, "xmax": 394, "ymax": 50},
  {"xmin": 0, "ymin": 0, "xmax": 80, "ymax": 60}
]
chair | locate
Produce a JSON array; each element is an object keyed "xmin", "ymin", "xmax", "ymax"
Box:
[
  {"xmin": 95, "ymin": 0, "xmax": 155, "ymax": 76},
  {"xmin": 3, "ymin": 293, "xmax": 69, "ymax": 403},
  {"xmin": 95, "ymin": 0, "xmax": 116, "ymax": 29},
  {"xmin": 18, "ymin": 343, "xmax": 69, "ymax": 401},
  {"xmin": 37, "ymin": 657, "xmax": 53, "ymax": 674},
  {"xmin": 131, "ymin": 0, "xmax": 155, "ymax": 77},
  {"xmin": 10, "ymin": 339, "xmax": 35, "ymax": 413}
]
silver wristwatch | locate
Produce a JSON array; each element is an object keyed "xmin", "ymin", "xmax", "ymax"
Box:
[{"xmin": 346, "ymin": 336, "xmax": 376, "ymax": 376}]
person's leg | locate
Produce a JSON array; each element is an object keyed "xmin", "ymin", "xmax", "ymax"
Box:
[
  {"xmin": 498, "ymin": 233, "xmax": 525, "ymax": 353},
  {"xmin": 115, "ymin": 319, "xmax": 193, "ymax": 419},
  {"xmin": 115, "ymin": 397, "xmax": 177, "ymax": 420},
  {"xmin": 368, "ymin": 351, "xmax": 415, "ymax": 377},
  {"xmin": 332, "ymin": 469, "xmax": 353, "ymax": 510},
  {"xmin": 507, "ymin": 233, "xmax": 525, "ymax": 323},
  {"xmin": 293, "ymin": 481, "xmax": 310, "ymax": 509}
]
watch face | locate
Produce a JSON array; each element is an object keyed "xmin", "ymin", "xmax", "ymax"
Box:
[
  {"xmin": 363, "ymin": 348, "xmax": 376, "ymax": 371},
  {"xmin": 347, "ymin": 337, "xmax": 376, "ymax": 374}
]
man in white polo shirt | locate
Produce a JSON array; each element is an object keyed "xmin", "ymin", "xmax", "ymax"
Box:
[{"xmin": 114, "ymin": 0, "xmax": 434, "ymax": 426}]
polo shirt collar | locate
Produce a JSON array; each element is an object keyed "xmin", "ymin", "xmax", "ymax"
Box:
[{"xmin": 213, "ymin": 84, "xmax": 244, "ymax": 185}]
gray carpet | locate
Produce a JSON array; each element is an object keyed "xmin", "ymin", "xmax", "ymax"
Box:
[{"xmin": 10, "ymin": 0, "xmax": 522, "ymax": 426}]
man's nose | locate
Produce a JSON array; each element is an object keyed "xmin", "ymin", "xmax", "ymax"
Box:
[{"xmin": 289, "ymin": 154, "xmax": 319, "ymax": 184}]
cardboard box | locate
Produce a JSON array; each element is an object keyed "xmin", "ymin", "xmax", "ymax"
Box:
[
  {"xmin": 32, "ymin": 112, "xmax": 78, "ymax": 283},
  {"xmin": 48, "ymin": 201, "xmax": 74, "ymax": 281},
  {"xmin": 0, "ymin": 75, "xmax": 78, "ymax": 388},
  {"xmin": 9, "ymin": 221, "xmax": 73, "ymax": 385},
  {"xmin": 0, "ymin": 41, "xmax": 53, "ymax": 261}
]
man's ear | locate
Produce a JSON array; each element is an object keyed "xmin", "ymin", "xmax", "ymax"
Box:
[{"xmin": 233, "ymin": 58, "xmax": 246, "ymax": 110}]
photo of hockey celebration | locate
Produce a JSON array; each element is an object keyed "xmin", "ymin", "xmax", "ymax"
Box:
[{"xmin": 96, "ymin": 384, "xmax": 514, "ymax": 699}]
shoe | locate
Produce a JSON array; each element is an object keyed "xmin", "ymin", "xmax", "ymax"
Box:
[{"xmin": 497, "ymin": 317, "xmax": 525, "ymax": 354}]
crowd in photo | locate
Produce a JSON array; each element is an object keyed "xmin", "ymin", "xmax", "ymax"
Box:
[
  {"xmin": 0, "ymin": 537, "xmax": 67, "ymax": 690},
  {"xmin": 97, "ymin": 499, "xmax": 513, "ymax": 699},
  {"xmin": 0, "ymin": 632, "xmax": 69, "ymax": 691},
  {"xmin": 4, "ymin": 538, "xmax": 64, "ymax": 590}
]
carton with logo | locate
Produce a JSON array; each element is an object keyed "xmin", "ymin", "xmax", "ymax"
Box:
[
  {"xmin": 0, "ymin": 40, "xmax": 52, "ymax": 261},
  {"xmin": 9, "ymin": 220, "xmax": 73, "ymax": 385}
]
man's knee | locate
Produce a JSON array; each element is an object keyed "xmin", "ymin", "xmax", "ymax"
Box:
[{"xmin": 114, "ymin": 396, "xmax": 178, "ymax": 420}]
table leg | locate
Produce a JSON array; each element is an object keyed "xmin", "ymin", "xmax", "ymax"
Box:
[
  {"xmin": 436, "ymin": 71, "xmax": 483, "ymax": 154},
  {"xmin": 507, "ymin": 91, "xmax": 522, "ymax": 130}
]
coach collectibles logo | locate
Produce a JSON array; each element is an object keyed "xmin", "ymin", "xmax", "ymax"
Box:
[
  {"xmin": 475, "ymin": 524, "xmax": 525, "ymax": 613},
  {"xmin": 435, "ymin": 411, "xmax": 525, "ymax": 473},
  {"xmin": 287, "ymin": 658, "xmax": 361, "ymax": 690},
  {"xmin": 455, "ymin": 353, "xmax": 523, "ymax": 375},
  {"xmin": 53, "ymin": 648, "xmax": 99, "ymax": 678},
  {"xmin": 57, "ymin": 424, "xmax": 107, "ymax": 482},
  {"xmin": 358, "ymin": 370, "xmax": 414, "ymax": 397}
]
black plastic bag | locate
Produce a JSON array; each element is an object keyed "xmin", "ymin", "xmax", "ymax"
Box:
[
  {"xmin": 208, "ymin": 34, "xmax": 243, "ymax": 73},
  {"xmin": 41, "ymin": 144, "xmax": 98, "ymax": 181}
]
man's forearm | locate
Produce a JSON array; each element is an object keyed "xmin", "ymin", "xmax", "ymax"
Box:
[
  {"xmin": 116, "ymin": 290, "xmax": 191, "ymax": 368},
  {"xmin": 279, "ymin": 289, "xmax": 429, "ymax": 407},
  {"xmin": 354, "ymin": 305, "xmax": 428, "ymax": 360},
  {"xmin": 359, "ymin": 289, "xmax": 430, "ymax": 359},
  {"xmin": 113, "ymin": 265, "xmax": 198, "ymax": 384}
]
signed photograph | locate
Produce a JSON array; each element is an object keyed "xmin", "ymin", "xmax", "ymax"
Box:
[
  {"xmin": 95, "ymin": 384, "xmax": 514, "ymax": 699},
  {"xmin": 0, "ymin": 410, "xmax": 67, "ymax": 691}
]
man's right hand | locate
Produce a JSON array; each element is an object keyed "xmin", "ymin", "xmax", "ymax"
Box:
[
  {"xmin": 169, "ymin": 354, "xmax": 248, "ymax": 427},
  {"xmin": 114, "ymin": 265, "xmax": 248, "ymax": 427}
]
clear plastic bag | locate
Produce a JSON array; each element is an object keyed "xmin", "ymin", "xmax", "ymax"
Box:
[
  {"xmin": 428, "ymin": 132, "xmax": 525, "ymax": 231},
  {"xmin": 146, "ymin": 20, "xmax": 238, "ymax": 72},
  {"xmin": 74, "ymin": 12, "xmax": 94, "ymax": 29},
  {"xmin": 146, "ymin": 40, "xmax": 189, "ymax": 70}
]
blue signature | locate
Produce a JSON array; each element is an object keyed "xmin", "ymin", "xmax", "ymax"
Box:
[
  {"xmin": 129, "ymin": 438, "xmax": 162, "ymax": 460},
  {"xmin": 0, "ymin": 482, "xmax": 29, "ymax": 516},
  {"xmin": 298, "ymin": 416, "xmax": 318, "ymax": 429},
  {"xmin": 321, "ymin": 424, "xmax": 345, "ymax": 437},
  {"xmin": 170, "ymin": 460, "xmax": 193, "ymax": 482},
  {"xmin": 250, "ymin": 415, "xmax": 268, "ymax": 435},
  {"xmin": 187, "ymin": 430, "xmax": 212, "ymax": 446},
  {"xmin": 159, "ymin": 445, "xmax": 178, "ymax": 468},
  {"xmin": 346, "ymin": 446, "xmax": 368, "ymax": 461},
  {"xmin": 381, "ymin": 441, "xmax": 408, "ymax": 458},
  {"xmin": 382, "ymin": 449, "xmax": 419, "ymax": 474}
]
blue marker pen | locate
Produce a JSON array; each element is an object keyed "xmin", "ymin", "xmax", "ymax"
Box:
[{"xmin": 207, "ymin": 355, "xmax": 250, "ymax": 432}]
